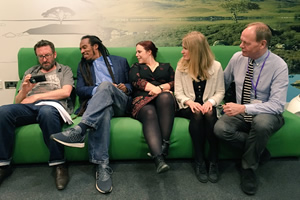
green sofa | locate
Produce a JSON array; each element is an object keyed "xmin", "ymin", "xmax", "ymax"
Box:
[{"xmin": 12, "ymin": 46, "xmax": 300, "ymax": 164}]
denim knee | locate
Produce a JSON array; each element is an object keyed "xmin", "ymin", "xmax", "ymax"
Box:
[
  {"xmin": 37, "ymin": 105, "xmax": 60, "ymax": 119},
  {"xmin": 95, "ymin": 81, "xmax": 114, "ymax": 93}
]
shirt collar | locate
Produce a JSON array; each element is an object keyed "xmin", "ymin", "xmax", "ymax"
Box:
[
  {"xmin": 94, "ymin": 55, "xmax": 112, "ymax": 65},
  {"xmin": 253, "ymin": 50, "xmax": 269, "ymax": 66}
]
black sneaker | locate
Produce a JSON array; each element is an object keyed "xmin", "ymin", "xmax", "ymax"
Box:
[
  {"xmin": 208, "ymin": 162, "xmax": 219, "ymax": 183},
  {"xmin": 195, "ymin": 162, "xmax": 208, "ymax": 183},
  {"xmin": 50, "ymin": 125, "xmax": 85, "ymax": 148},
  {"xmin": 240, "ymin": 168, "xmax": 258, "ymax": 195},
  {"xmin": 96, "ymin": 165, "xmax": 113, "ymax": 194}
]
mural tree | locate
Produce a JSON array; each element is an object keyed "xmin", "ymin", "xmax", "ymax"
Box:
[
  {"xmin": 42, "ymin": 7, "xmax": 75, "ymax": 25},
  {"xmin": 220, "ymin": 0, "xmax": 260, "ymax": 23}
]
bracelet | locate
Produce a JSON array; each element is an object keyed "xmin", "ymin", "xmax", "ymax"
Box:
[{"xmin": 158, "ymin": 85, "xmax": 164, "ymax": 91}]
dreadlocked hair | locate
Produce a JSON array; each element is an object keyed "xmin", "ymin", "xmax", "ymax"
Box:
[{"xmin": 75, "ymin": 35, "xmax": 112, "ymax": 117}]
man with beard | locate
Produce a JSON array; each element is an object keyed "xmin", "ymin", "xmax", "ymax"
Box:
[
  {"xmin": 0, "ymin": 40, "xmax": 74, "ymax": 190},
  {"xmin": 51, "ymin": 35, "xmax": 132, "ymax": 194}
]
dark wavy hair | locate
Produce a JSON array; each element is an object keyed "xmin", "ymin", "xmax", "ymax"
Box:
[
  {"xmin": 34, "ymin": 40, "xmax": 55, "ymax": 55},
  {"xmin": 136, "ymin": 41, "xmax": 158, "ymax": 58}
]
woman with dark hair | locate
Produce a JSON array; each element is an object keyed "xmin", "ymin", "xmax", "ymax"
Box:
[
  {"xmin": 175, "ymin": 31, "xmax": 225, "ymax": 183},
  {"xmin": 129, "ymin": 41, "xmax": 175, "ymax": 173}
]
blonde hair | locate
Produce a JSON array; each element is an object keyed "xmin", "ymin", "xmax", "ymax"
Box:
[{"xmin": 177, "ymin": 31, "xmax": 214, "ymax": 81}]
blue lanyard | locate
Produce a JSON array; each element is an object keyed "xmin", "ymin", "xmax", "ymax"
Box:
[{"xmin": 247, "ymin": 51, "xmax": 270, "ymax": 99}]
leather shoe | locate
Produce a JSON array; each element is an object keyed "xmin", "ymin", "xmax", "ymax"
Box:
[
  {"xmin": 0, "ymin": 165, "xmax": 13, "ymax": 186},
  {"xmin": 55, "ymin": 164, "xmax": 69, "ymax": 190},
  {"xmin": 240, "ymin": 168, "xmax": 258, "ymax": 195}
]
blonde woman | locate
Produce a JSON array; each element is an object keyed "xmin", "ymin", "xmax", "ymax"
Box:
[{"xmin": 175, "ymin": 31, "xmax": 225, "ymax": 183}]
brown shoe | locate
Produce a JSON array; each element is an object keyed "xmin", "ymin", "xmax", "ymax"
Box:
[
  {"xmin": 0, "ymin": 165, "xmax": 13, "ymax": 186},
  {"xmin": 55, "ymin": 164, "xmax": 69, "ymax": 190}
]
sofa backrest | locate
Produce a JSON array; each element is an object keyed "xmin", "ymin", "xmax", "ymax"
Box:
[{"xmin": 17, "ymin": 46, "xmax": 241, "ymax": 80}]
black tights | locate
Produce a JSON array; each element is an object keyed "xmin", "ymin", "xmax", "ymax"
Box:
[
  {"xmin": 137, "ymin": 92, "xmax": 175, "ymax": 156},
  {"xmin": 177, "ymin": 107, "xmax": 218, "ymax": 163}
]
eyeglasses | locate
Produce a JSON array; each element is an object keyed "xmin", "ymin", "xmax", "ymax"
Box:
[{"xmin": 37, "ymin": 53, "xmax": 53, "ymax": 60}]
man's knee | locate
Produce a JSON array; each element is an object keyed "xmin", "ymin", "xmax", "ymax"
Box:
[
  {"xmin": 0, "ymin": 104, "xmax": 16, "ymax": 114},
  {"xmin": 96, "ymin": 81, "xmax": 114, "ymax": 92},
  {"xmin": 252, "ymin": 114, "xmax": 280, "ymax": 134},
  {"xmin": 214, "ymin": 119, "xmax": 226, "ymax": 139},
  {"xmin": 214, "ymin": 118, "xmax": 236, "ymax": 140},
  {"xmin": 38, "ymin": 106, "xmax": 59, "ymax": 118},
  {"xmin": 0, "ymin": 104, "xmax": 20, "ymax": 122}
]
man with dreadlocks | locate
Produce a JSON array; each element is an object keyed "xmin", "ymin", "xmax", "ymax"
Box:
[{"xmin": 51, "ymin": 35, "xmax": 132, "ymax": 194}]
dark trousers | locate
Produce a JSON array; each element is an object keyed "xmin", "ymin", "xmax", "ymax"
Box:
[
  {"xmin": 214, "ymin": 113, "xmax": 284, "ymax": 170},
  {"xmin": 0, "ymin": 102, "xmax": 65, "ymax": 166}
]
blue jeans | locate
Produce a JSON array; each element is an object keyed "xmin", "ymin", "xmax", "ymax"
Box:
[
  {"xmin": 214, "ymin": 113, "xmax": 284, "ymax": 170},
  {"xmin": 0, "ymin": 102, "xmax": 65, "ymax": 166},
  {"xmin": 81, "ymin": 82, "xmax": 129, "ymax": 165}
]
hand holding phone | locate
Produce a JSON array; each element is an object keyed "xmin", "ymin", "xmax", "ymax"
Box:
[{"xmin": 29, "ymin": 75, "xmax": 46, "ymax": 83}]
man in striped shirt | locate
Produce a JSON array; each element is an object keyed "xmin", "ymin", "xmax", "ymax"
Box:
[{"xmin": 214, "ymin": 22, "xmax": 289, "ymax": 195}]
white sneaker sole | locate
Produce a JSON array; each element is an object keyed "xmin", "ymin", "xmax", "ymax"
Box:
[
  {"xmin": 96, "ymin": 183, "xmax": 113, "ymax": 194},
  {"xmin": 52, "ymin": 138, "xmax": 85, "ymax": 148}
]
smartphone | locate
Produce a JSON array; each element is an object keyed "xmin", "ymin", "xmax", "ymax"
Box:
[{"xmin": 29, "ymin": 75, "xmax": 46, "ymax": 83}]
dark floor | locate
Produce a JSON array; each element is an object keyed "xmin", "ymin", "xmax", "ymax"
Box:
[{"xmin": 1, "ymin": 157, "xmax": 300, "ymax": 200}]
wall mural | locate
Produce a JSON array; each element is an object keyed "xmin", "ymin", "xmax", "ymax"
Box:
[{"xmin": 0, "ymin": 0, "xmax": 299, "ymax": 104}]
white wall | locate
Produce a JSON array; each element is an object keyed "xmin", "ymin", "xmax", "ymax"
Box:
[
  {"xmin": 0, "ymin": 0, "xmax": 147, "ymax": 105},
  {"xmin": 0, "ymin": 0, "xmax": 190, "ymax": 105},
  {"xmin": 0, "ymin": 0, "xmax": 95, "ymax": 105}
]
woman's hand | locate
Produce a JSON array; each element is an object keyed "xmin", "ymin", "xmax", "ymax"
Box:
[
  {"xmin": 201, "ymin": 101, "xmax": 213, "ymax": 114},
  {"xmin": 185, "ymin": 100, "xmax": 202, "ymax": 113},
  {"xmin": 148, "ymin": 86, "xmax": 162, "ymax": 96}
]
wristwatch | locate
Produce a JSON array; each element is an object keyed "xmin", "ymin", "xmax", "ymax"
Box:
[
  {"xmin": 244, "ymin": 106, "xmax": 249, "ymax": 114},
  {"xmin": 158, "ymin": 85, "xmax": 164, "ymax": 91}
]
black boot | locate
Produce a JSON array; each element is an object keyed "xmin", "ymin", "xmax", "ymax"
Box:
[
  {"xmin": 195, "ymin": 162, "xmax": 208, "ymax": 183},
  {"xmin": 154, "ymin": 155, "xmax": 170, "ymax": 174},
  {"xmin": 208, "ymin": 162, "xmax": 219, "ymax": 183},
  {"xmin": 162, "ymin": 140, "xmax": 170, "ymax": 157}
]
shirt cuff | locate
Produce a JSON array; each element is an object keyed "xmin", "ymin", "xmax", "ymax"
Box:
[
  {"xmin": 208, "ymin": 99, "xmax": 216, "ymax": 106},
  {"xmin": 91, "ymin": 86, "xmax": 97, "ymax": 96}
]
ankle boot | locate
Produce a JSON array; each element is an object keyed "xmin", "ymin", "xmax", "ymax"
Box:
[
  {"xmin": 195, "ymin": 161, "xmax": 208, "ymax": 183},
  {"xmin": 208, "ymin": 162, "xmax": 219, "ymax": 183},
  {"xmin": 154, "ymin": 155, "xmax": 170, "ymax": 174},
  {"xmin": 162, "ymin": 140, "xmax": 170, "ymax": 157}
]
